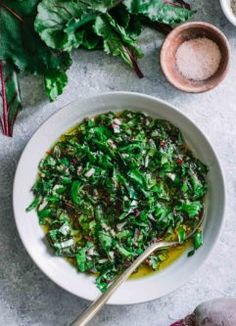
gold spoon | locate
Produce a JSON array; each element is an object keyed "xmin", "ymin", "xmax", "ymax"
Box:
[{"xmin": 70, "ymin": 217, "xmax": 204, "ymax": 326}]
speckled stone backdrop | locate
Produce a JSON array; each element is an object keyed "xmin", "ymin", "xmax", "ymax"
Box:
[{"xmin": 1, "ymin": 1, "xmax": 236, "ymax": 325}]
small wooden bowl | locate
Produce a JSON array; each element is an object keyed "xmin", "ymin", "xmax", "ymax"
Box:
[{"xmin": 160, "ymin": 22, "xmax": 230, "ymax": 93}]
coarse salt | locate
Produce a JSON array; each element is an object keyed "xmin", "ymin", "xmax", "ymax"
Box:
[{"xmin": 175, "ymin": 37, "xmax": 222, "ymax": 81}]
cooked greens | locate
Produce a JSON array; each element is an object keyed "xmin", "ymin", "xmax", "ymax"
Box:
[{"xmin": 27, "ymin": 111, "xmax": 208, "ymax": 291}]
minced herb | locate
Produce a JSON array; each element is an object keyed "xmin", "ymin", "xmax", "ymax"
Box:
[{"xmin": 27, "ymin": 111, "xmax": 208, "ymax": 292}]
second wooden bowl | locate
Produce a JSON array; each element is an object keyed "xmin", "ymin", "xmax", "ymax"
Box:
[{"xmin": 160, "ymin": 22, "xmax": 230, "ymax": 93}]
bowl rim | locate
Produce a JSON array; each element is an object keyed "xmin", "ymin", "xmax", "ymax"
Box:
[
  {"xmin": 13, "ymin": 91, "xmax": 226, "ymax": 305},
  {"xmin": 219, "ymin": 0, "xmax": 236, "ymax": 26},
  {"xmin": 160, "ymin": 21, "xmax": 230, "ymax": 93}
]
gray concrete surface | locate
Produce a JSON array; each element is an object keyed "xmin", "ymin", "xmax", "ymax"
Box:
[{"xmin": 1, "ymin": 1, "xmax": 236, "ymax": 325}]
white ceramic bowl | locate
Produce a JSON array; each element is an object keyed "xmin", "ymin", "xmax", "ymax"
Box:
[
  {"xmin": 220, "ymin": 0, "xmax": 236, "ymax": 26},
  {"xmin": 13, "ymin": 92, "xmax": 225, "ymax": 305}
]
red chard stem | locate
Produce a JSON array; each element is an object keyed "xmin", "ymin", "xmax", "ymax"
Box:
[
  {"xmin": 174, "ymin": 0, "xmax": 191, "ymax": 10},
  {"xmin": 0, "ymin": 1, "xmax": 24, "ymax": 22},
  {"xmin": 125, "ymin": 47, "xmax": 144, "ymax": 78},
  {"xmin": 131, "ymin": 57, "xmax": 144, "ymax": 79},
  {"xmin": 0, "ymin": 61, "xmax": 10, "ymax": 136},
  {"xmin": 164, "ymin": 0, "xmax": 191, "ymax": 9}
]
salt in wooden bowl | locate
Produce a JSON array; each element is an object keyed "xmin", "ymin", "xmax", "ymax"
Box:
[{"xmin": 160, "ymin": 22, "xmax": 230, "ymax": 93}]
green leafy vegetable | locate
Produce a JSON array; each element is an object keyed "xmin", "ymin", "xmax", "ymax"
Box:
[
  {"xmin": 0, "ymin": 61, "xmax": 22, "ymax": 136},
  {"xmin": 34, "ymin": 0, "xmax": 88, "ymax": 51},
  {"xmin": 93, "ymin": 14, "xmax": 143, "ymax": 77},
  {"xmin": 177, "ymin": 226, "xmax": 186, "ymax": 244},
  {"xmin": 193, "ymin": 230, "xmax": 203, "ymax": 250},
  {"xmin": 0, "ymin": 0, "xmax": 72, "ymax": 135},
  {"xmin": 0, "ymin": 0, "xmax": 194, "ymax": 137},
  {"xmin": 26, "ymin": 195, "xmax": 41, "ymax": 212},
  {"xmin": 71, "ymin": 181, "xmax": 82, "ymax": 205},
  {"xmin": 124, "ymin": 0, "xmax": 196, "ymax": 25},
  {"xmin": 0, "ymin": 2, "xmax": 72, "ymax": 74},
  {"xmin": 177, "ymin": 201, "xmax": 203, "ymax": 218},
  {"xmin": 188, "ymin": 229, "xmax": 203, "ymax": 256},
  {"xmin": 45, "ymin": 71, "xmax": 69, "ymax": 102},
  {"xmin": 79, "ymin": 0, "xmax": 121, "ymax": 13},
  {"xmin": 27, "ymin": 111, "xmax": 208, "ymax": 291}
]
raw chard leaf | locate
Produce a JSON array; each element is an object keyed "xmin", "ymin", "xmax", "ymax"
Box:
[
  {"xmin": 126, "ymin": 15, "xmax": 143, "ymax": 37},
  {"xmin": 93, "ymin": 15, "xmax": 144, "ymax": 77},
  {"xmin": 109, "ymin": 3, "xmax": 131, "ymax": 28},
  {"xmin": 80, "ymin": 0, "xmax": 122, "ymax": 12},
  {"xmin": 0, "ymin": 0, "xmax": 72, "ymax": 115},
  {"xmin": 105, "ymin": 13, "xmax": 141, "ymax": 45},
  {"xmin": 34, "ymin": 0, "xmax": 122, "ymax": 52},
  {"xmin": 141, "ymin": 17, "xmax": 173, "ymax": 35},
  {"xmin": 0, "ymin": 2, "xmax": 71, "ymax": 74},
  {"xmin": 45, "ymin": 70, "xmax": 68, "ymax": 102},
  {"xmin": 0, "ymin": 61, "xmax": 22, "ymax": 137},
  {"xmin": 81, "ymin": 27, "xmax": 102, "ymax": 49},
  {"xmin": 109, "ymin": 3, "xmax": 142, "ymax": 37},
  {"xmin": 1, "ymin": 0, "xmax": 195, "ymax": 137},
  {"xmin": 64, "ymin": 14, "xmax": 99, "ymax": 50},
  {"xmin": 35, "ymin": 0, "xmax": 94, "ymax": 51},
  {"xmin": 124, "ymin": 0, "xmax": 195, "ymax": 25}
]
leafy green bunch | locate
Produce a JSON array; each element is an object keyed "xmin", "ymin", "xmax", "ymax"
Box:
[{"xmin": 0, "ymin": 0, "xmax": 194, "ymax": 136}]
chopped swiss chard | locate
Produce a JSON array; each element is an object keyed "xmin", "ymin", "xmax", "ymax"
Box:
[{"xmin": 27, "ymin": 111, "xmax": 208, "ymax": 291}]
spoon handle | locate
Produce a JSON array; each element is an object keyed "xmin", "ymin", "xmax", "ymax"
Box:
[{"xmin": 70, "ymin": 241, "xmax": 176, "ymax": 326}]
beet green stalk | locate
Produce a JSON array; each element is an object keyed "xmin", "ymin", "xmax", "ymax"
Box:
[{"xmin": 0, "ymin": 61, "xmax": 22, "ymax": 137}]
